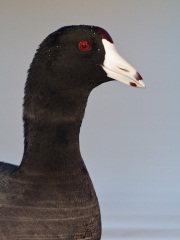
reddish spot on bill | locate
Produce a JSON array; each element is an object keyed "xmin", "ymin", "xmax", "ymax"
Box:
[
  {"xmin": 134, "ymin": 72, "xmax": 143, "ymax": 81},
  {"xmin": 130, "ymin": 82, "xmax": 137, "ymax": 87}
]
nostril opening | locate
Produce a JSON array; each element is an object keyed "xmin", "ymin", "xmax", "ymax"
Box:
[
  {"xmin": 118, "ymin": 67, "xmax": 129, "ymax": 72},
  {"xmin": 134, "ymin": 72, "xmax": 143, "ymax": 81}
]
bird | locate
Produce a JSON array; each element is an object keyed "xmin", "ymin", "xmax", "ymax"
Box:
[{"xmin": 0, "ymin": 25, "xmax": 145, "ymax": 239}]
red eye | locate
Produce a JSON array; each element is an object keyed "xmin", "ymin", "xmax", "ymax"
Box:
[{"xmin": 78, "ymin": 41, "xmax": 90, "ymax": 51}]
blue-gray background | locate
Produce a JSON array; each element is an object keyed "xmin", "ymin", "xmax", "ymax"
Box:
[{"xmin": 0, "ymin": 0, "xmax": 180, "ymax": 238}]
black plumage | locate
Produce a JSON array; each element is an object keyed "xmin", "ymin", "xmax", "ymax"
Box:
[{"xmin": 0, "ymin": 25, "xmax": 144, "ymax": 239}]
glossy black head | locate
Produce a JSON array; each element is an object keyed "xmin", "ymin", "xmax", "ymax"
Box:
[
  {"xmin": 28, "ymin": 25, "xmax": 112, "ymax": 93},
  {"xmin": 24, "ymin": 25, "xmax": 145, "ymax": 124}
]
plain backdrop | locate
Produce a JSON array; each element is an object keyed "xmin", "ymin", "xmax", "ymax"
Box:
[{"xmin": 0, "ymin": 0, "xmax": 180, "ymax": 235}]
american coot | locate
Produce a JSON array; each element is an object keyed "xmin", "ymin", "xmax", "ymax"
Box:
[{"xmin": 0, "ymin": 25, "xmax": 145, "ymax": 239}]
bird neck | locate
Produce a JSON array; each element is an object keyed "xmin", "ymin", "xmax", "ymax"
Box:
[
  {"xmin": 19, "ymin": 84, "xmax": 91, "ymax": 176},
  {"xmin": 14, "ymin": 83, "xmax": 100, "ymax": 212}
]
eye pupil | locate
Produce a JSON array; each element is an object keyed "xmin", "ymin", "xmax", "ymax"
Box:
[{"xmin": 78, "ymin": 41, "xmax": 90, "ymax": 51}]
